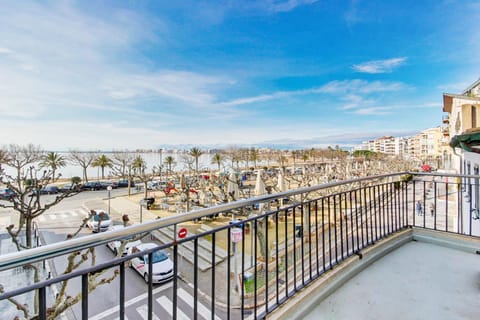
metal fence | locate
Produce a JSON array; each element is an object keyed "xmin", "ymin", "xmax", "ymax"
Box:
[{"xmin": 0, "ymin": 172, "xmax": 479, "ymax": 320}]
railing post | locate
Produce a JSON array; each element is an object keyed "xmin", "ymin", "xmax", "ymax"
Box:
[
  {"xmin": 38, "ymin": 286, "xmax": 46, "ymax": 320},
  {"xmin": 82, "ymin": 274, "xmax": 88, "ymax": 320},
  {"xmin": 119, "ymin": 263, "xmax": 125, "ymax": 320}
]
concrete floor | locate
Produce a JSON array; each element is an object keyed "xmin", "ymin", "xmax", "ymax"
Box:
[{"xmin": 303, "ymin": 241, "xmax": 480, "ymax": 320}]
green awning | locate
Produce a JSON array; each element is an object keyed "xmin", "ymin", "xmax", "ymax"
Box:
[{"xmin": 450, "ymin": 132, "xmax": 480, "ymax": 153}]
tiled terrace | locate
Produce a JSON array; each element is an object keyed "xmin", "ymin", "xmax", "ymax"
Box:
[{"xmin": 270, "ymin": 229, "xmax": 480, "ymax": 320}]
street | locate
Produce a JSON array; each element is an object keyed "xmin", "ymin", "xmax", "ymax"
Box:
[{"xmin": 29, "ymin": 190, "xmax": 230, "ymax": 320}]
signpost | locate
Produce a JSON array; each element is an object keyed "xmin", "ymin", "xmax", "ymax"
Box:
[
  {"xmin": 231, "ymin": 228, "xmax": 243, "ymax": 292},
  {"xmin": 178, "ymin": 227, "xmax": 188, "ymax": 239}
]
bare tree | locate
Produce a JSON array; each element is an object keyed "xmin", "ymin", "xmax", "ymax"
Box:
[
  {"xmin": 0, "ymin": 144, "xmax": 111, "ymax": 319},
  {"xmin": 0, "ymin": 144, "xmax": 83, "ymax": 249},
  {"xmin": 69, "ymin": 151, "xmax": 96, "ymax": 182},
  {"xmin": 111, "ymin": 152, "xmax": 135, "ymax": 196}
]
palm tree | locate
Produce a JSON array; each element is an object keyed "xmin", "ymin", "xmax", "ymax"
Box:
[
  {"xmin": 250, "ymin": 147, "xmax": 259, "ymax": 169},
  {"xmin": 92, "ymin": 154, "xmax": 113, "ymax": 180},
  {"xmin": 189, "ymin": 147, "xmax": 203, "ymax": 174},
  {"xmin": 310, "ymin": 148, "xmax": 316, "ymax": 163},
  {"xmin": 302, "ymin": 151, "xmax": 309, "ymax": 163},
  {"xmin": 132, "ymin": 156, "xmax": 146, "ymax": 175},
  {"xmin": 291, "ymin": 150, "xmax": 299, "ymax": 170},
  {"xmin": 211, "ymin": 153, "xmax": 224, "ymax": 171},
  {"xmin": 39, "ymin": 152, "xmax": 67, "ymax": 181},
  {"xmin": 164, "ymin": 156, "xmax": 175, "ymax": 173},
  {"xmin": 278, "ymin": 155, "xmax": 287, "ymax": 168},
  {"xmin": 242, "ymin": 148, "xmax": 250, "ymax": 170}
]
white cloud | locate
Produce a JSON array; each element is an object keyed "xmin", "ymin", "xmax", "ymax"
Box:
[
  {"xmin": 314, "ymin": 79, "xmax": 408, "ymax": 94},
  {"xmin": 222, "ymin": 79, "xmax": 407, "ymax": 107},
  {"xmin": 418, "ymin": 102, "xmax": 440, "ymax": 109},
  {"xmin": 352, "ymin": 57, "xmax": 407, "ymax": 74},
  {"xmin": 353, "ymin": 107, "xmax": 393, "ymax": 115},
  {"xmin": 102, "ymin": 71, "xmax": 226, "ymax": 106},
  {"xmin": 339, "ymin": 94, "xmax": 375, "ymax": 110},
  {"xmin": 0, "ymin": 47, "xmax": 14, "ymax": 54},
  {"xmin": 266, "ymin": 0, "xmax": 319, "ymax": 13}
]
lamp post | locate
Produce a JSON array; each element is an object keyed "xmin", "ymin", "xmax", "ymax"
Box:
[
  {"xmin": 159, "ymin": 148, "xmax": 163, "ymax": 180},
  {"xmin": 107, "ymin": 185, "xmax": 112, "ymax": 215},
  {"xmin": 139, "ymin": 199, "xmax": 144, "ymax": 223}
]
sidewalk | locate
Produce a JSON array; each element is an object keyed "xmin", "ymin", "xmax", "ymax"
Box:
[{"xmin": 84, "ymin": 194, "xmax": 158, "ymax": 225}]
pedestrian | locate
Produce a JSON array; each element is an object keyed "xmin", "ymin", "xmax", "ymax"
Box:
[
  {"xmin": 430, "ymin": 203, "xmax": 435, "ymax": 217},
  {"xmin": 416, "ymin": 201, "xmax": 422, "ymax": 216}
]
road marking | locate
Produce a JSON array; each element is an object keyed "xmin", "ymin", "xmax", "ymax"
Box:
[
  {"xmin": 70, "ymin": 210, "xmax": 79, "ymax": 217},
  {"xmin": 60, "ymin": 213, "xmax": 69, "ymax": 219},
  {"xmin": 136, "ymin": 305, "xmax": 160, "ymax": 320},
  {"xmin": 178, "ymin": 288, "xmax": 221, "ymax": 320},
  {"xmin": 156, "ymin": 296, "xmax": 190, "ymax": 320},
  {"xmin": 48, "ymin": 215, "xmax": 56, "ymax": 220},
  {"xmin": 89, "ymin": 282, "xmax": 173, "ymax": 320},
  {"xmin": 38, "ymin": 216, "xmax": 46, "ymax": 222}
]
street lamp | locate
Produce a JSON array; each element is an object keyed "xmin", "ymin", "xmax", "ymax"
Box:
[
  {"xmin": 107, "ymin": 185, "xmax": 112, "ymax": 215},
  {"xmin": 139, "ymin": 199, "xmax": 145, "ymax": 223},
  {"xmin": 159, "ymin": 148, "xmax": 163, "ymax": 180}
]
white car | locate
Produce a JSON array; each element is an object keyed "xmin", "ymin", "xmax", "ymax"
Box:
[
  {"xmin": 106, "ymin": 225, "xmax": 142, "ymax": 256},
  {"xmin": 128, "ymin": 243, "xmax": 174, "ymax": 283},
  {"xmin": 86, "ymin": 210, "xmax": 112, "ymax": 232}
]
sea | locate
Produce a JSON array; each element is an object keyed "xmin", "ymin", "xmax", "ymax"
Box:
[{"xmin": 1, "ymin": 151, "xmax": 269, "ymax": 180}]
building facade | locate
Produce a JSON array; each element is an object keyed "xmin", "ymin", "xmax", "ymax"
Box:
[{"xmin": 443, "ymin": 77, "xmax": 480, "ymax": 235}]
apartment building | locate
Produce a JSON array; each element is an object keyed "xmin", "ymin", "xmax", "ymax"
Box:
[
  {"xmin": 443, "ymin": 78, "xmax": 480, "ymax": 172},
  {"xmin": 443, "ymin": 77, "xmax": 480, "ymax": 235},
  {"xmin": 411, "ymin": 126, "xmax": 446, "ymax": 164},
  {"xmin": 358, "ymin": 130, "xmax": 444, "ymax": 165}
]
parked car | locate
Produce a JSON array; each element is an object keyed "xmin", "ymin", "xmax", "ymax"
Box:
[
  {"xmin": 59, "ymin": 184, "xmax": 78, "ymax": 193},
  {"xmin": 106, "ymin": 225, "xmax": 142, "ymax": 256},
  {"xmin": 41, "ymin": 185, "xmax": 60, "ymax": 194},
  {"xmin": 128, "ymin": 243, "xmax": 174, "ymax": 283},
  {"xmin": 100, "ymin": 181, "xmax": 118, "ymax": 189},
  {"xmin": 86, "ymin": 210, "xmax": 112, "ymax": 232},
  {"xmin": 29, "ymin": 185, "xmax": 60, "ymax": 196},
  {"xmin": 0, "ymin": 188, "xmax": 15, "ymax": 200},
  {"xmin": 118, "ymin": 180, "xmax": 135, "ymax": 188},
  {"xmin": 81, "ymin": 182, "xmax": 103, "ymax": 191}
]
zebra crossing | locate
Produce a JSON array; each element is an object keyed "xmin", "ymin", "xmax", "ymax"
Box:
[
  {"xmin": 92, "ymin": 285, "xmax": 222, "ymax": 320},
  {"xmin": 36, "ymin": 208, "xmax": 88, "ymax": 223}
]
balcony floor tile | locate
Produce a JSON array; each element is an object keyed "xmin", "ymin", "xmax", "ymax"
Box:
[{"xmin": 304, "ymin": 241, "xmax": 480, "ymax": 320}]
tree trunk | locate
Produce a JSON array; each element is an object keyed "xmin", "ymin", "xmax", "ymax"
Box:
[
  {"xmin": 256, "ymin": 218, "xmax": 268, "ymax": 260},
  {"xmin": 83, "ymin": 167, "xmax": 88, "ymax": 182},
  {"xmin": 25, "ymin": 215, "xmax": 33, "ymax": 249}
]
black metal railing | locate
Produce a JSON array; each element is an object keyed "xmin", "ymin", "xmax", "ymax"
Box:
[{"xmin": 0, "ymin": 172, "xmax": 479, "ymax": 320}]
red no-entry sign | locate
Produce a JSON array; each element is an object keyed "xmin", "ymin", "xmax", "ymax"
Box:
[{"xmin": 178, "ymin": 227, "xmax": 188, "ymax": 239}]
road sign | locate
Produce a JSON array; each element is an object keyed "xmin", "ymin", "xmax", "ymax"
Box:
[
  {"xmin": 231, "ymin": 228, "xmax": 243, "ymax": 243},
  {"xmin": 178, "ymin": 227, "xmax": 188, "ymax": 239}
]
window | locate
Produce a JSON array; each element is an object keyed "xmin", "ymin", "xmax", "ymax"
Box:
[{"xmin": 472, "ymin": 105, "xmax": 477, "ymax": 128}]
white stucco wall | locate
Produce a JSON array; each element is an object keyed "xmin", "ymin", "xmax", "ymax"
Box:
[{"xmin": 460, "ymin": 151, "xmax": 480, "ymax": 236}]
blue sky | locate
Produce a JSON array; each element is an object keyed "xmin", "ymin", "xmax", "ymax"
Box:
[{"xmin": 0, "ymin": 0, "xmax": 478, "ymax": 150}]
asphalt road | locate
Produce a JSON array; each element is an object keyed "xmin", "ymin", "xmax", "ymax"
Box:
[
  {"xmin": 34, "ymin": 190, "xmax": 231, "ymax": 320},
  {"xmin": 43, "ymin": 232, "xmax": 228, "ymax": 320}
]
